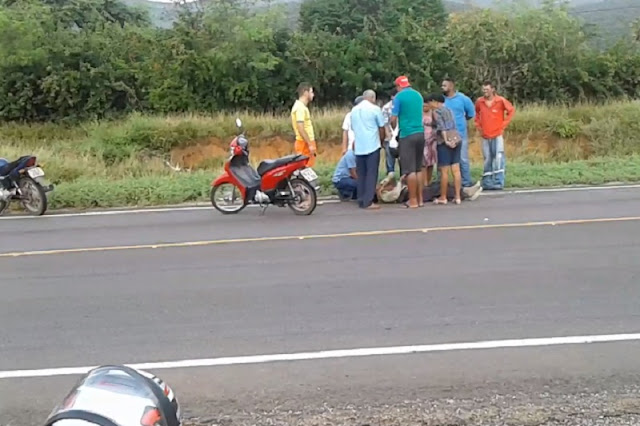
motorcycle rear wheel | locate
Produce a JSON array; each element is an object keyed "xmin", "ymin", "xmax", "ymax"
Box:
[
  {"xmin": 19, "ymin": 177, "xmax": 47, "ymax": 216},
  {"xmin": 211, "ymin": 183, "xmax": 247, "ymax": 215},
  {"xmin": 288, "ymin": 178, "xmax": 317, "ymax": 216}
]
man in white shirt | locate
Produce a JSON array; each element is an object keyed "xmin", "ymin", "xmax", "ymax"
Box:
[
  {"xmin": 341, "ymin": 96, "xmax": 364, "ymax": 154},
  {"xmin": 381, "ymin": 89, "xmax": 398, "ymax": 176}
]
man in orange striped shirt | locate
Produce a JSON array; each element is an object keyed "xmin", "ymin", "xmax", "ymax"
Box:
[{"xmin": 474, "ymin": 81, "xmax": 515, "ymax": 190}]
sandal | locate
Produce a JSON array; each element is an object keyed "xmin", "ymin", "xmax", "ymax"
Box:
[
  {"xmin": 433, "ymin": 198, "xmax": 448, "ymax": 205},
  {"xmin": 454, "ymin": 198, "xmax": 461, "ymax": 205},
  {"xmin": 401, "ymin": 202, "xmax": 419, "ymax": 209}
]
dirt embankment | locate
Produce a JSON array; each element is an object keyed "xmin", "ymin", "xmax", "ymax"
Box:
[{"xmin": 171, "ymin": 133, "xmax": 589, "ymax": 170}]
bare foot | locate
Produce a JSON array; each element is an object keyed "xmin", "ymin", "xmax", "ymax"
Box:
[{"xmin": 367, "ymin": 203, "xmax": 381, "ymax": 210}]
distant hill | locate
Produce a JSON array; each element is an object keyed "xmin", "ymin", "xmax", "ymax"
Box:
[
  {"xmin": 572, "ymin": 0, "xmax": 640, "ymax": 47},
  {"xmin": 125, "ymin": 0, "xmax": 640, "ymax": 47}
]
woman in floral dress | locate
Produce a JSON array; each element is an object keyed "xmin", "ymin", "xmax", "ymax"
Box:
[{"xmin": 422, "ymin": 101, "xmax": 438, "ymax": 186}]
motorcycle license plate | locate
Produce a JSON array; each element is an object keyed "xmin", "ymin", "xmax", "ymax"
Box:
[
  {"xmin": 300, "ymin": 168, "xmax": 318, "ymax": 182},
  {"xmin": 27, "ymin": 167, "xmax": 45, "ymax": 179}
]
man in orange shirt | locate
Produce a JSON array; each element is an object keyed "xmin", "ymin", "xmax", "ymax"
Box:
[
  {"xmin": 474, "ymin": 81, "xmax": 515, "ymax": 190},
  {"xmin": 291, "ymin": 82, "xmax": 317, "ymax": 167}
]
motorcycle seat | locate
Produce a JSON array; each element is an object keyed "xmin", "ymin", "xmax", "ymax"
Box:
[
  {"xmin": 0, "ymin": 156, "xmax": 30, "ymax": 176},
  {"xmin": 257, "ymin": 154, "xmax": 307, "ymax": 176}
]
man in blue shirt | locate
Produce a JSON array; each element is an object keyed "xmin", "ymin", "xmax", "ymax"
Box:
[
  {"xmin": 332, "ymin": 149, "xmax": 358, "ymax": 201},
  {"xmin": 442, "ymin": 78, "xmax": 482, "ymax": 196},
  {"xmin": 351, "ymin": 89, "xmax": 386, "ymax": 210}
]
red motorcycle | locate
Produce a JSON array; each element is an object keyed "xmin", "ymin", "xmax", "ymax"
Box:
[{"xmin": 210, "ymin": 118, "xmax": 319, "ymax": 215}]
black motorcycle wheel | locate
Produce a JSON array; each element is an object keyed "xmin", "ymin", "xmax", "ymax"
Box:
[
  {"xmin": 0, "ymin": 200, "xmax": 7, "ymax": 216},
  {"xmin": 19, "ymin": 177, "xmax": 48, "ymax": 216},
  {"xmin": 288, "ymin": 178, "xmax": 317, "ymax": 216},
  {"xmin": 211, "ymin": 183, "xmax": 247, "ymax": 215}
]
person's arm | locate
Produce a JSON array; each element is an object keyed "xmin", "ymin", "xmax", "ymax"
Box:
[
  {"xmin": 474, "ymin": 99, "xmax": 482, "ymax": 130},
  {"xmin": 502, "ymin": 98, "xmax": 516, "ymax": 131},
  {"xmin": 464, "ymin": 95, "xmax": 475, "ymax": 121},
  {"xmin": 341, "ymin": 113, "xmax": 350, "ymax": 154},
  {"xmin": 382, "ymin": 107, "xmax": 392, "ymax": 141},
  {"xmin": 376, "ymin": 107, "xmax": 385, "ymax": 146},
  {"xmin": 347, "ymin": 154, "xmax": 357, "ymax": 179},
  {"xmin": 390, "ymin": 98, "xmax": 400, "ymax": 129}
]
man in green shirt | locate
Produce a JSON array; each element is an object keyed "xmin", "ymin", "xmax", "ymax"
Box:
[{"xmin": 390, "ymin": 76, "xmax": 425, "ymax": 208}]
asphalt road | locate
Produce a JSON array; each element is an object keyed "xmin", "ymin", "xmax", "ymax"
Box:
[{"xmin": 2, "ymin": 187, "xmax": 640, "ymax": 425}]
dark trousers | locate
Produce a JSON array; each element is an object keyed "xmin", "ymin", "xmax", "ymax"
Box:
[
  {"xmin": 356, "ymin": 148, "xmax": 380, "ymax": 208},
  {"xmin": 334, "ymin": 177, "xmax": 358, "ymax": 200}
]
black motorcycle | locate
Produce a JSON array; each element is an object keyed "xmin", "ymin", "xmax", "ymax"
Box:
[{"xmin": 0, "ymin": 155, "xmax": 54, "ymax": 216}]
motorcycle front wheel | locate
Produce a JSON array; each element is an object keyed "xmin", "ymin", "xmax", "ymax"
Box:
[
  {"xmin": 288, "ymin": 178, "xmax": 317, "ymax": 216},
  {"xmin": 211, "ymin": 183, "xmax": 247, "ymax": 215},
  {"xmin": 19, "ymin": 177, "xmax": 47, "ymax": 216}
]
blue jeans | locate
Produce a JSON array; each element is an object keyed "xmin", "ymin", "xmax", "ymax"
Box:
[
  {"xmin": 460, "ymin": 135, "xmax": 473, "ymax": 187},
  {"xmin": 333, "ymin": 177, "xmax": 358, "ymax": 200},
  {"xmin": 481, "ymin": 136, "xmax": 505, "ymax": 190},
  {"xmin": 356, "ymin": 148, "xmax": 381, "ymax": 208},
  {"xmin": 383, "ymin": 141, "xmax": 396, "ymax": 174}
]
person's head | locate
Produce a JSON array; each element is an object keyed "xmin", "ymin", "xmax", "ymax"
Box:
[
  {"xmin": 362, "ymin": 89, "xmax": 376, "ymax": 103},
  {"xmin": 441, "ymin": 78, "xmax": 456, "ymax": 96},
  {"xmin": 423, "ymin": 96, "xmax": 432, "ymax": 112},
  {"xmin": 388, "ymin": 87, "xmax": 398, "ymax": 101},
  {"xmin": 482, "ymin": 80, "xmax": 496, "ymax": 98},
  {"xmin": 394, "ymin": 76, "xmax": 411, "ymax": 92},
  {"xmin": 425, "ymin": 93, "xmax": 445, "ymax": 109},
  {"xmin": 297, "ymin": 82, "xmax": 315, "ymax": 104},
  {"xmin": 353, "ymin": 95, "xmax": 364, "ymax": 106}
]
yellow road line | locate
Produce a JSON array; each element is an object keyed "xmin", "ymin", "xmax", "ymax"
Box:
[{"xmin": 2, "ymin": 215, "xmax": 640, "ymax": 258}]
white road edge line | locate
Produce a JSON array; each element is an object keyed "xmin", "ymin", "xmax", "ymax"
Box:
[
  {"xmin": 2, "ymin": 332, "xmax": 639, "ymax": 380},
  {"xmin": 1, "ymin": 184, "xmax": 639, "ymax": 221},
  {"xmin": 0, "ymin": 200, "xmax": 341, "ymax": 220}
]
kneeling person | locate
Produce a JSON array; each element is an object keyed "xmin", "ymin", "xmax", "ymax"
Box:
[{"xmin": 332, "ymin": 149, "xmax": 358, "ymax": 201}]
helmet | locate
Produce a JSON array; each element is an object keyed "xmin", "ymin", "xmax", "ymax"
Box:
[{"xmin": 44, "ymin": 366, "xmax": 181, "ymax": 426}]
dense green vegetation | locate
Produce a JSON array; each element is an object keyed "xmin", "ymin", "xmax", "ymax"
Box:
[{"xmin": 0, "ymin": 0, "xmax": 638, "ymax": 124}]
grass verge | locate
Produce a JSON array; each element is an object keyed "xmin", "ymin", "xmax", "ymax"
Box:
[
  {"xmin": 45, "ymin": 156, "xmax": 640, "ymax": 210},
  {"xmin": 2, "ymin": 101, "xmax": 640, "ymax": 210}
]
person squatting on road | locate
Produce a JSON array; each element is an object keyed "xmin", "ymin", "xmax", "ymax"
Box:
[
  {"xmin": 332, "ymin": 148, "xmax": 358, "ymax": 201},
  {"xmin": 291, "ymin": 82, "xmax": 317, "ymax": 167},
  {"xmin": 442, "ymin": 78, "xmax": 482, "ymax": 197},
  {"xmin": 426, "ymin": 93, "xmax": 463, "ymax": 205},
  {"xmin": 390, "ymin": 76, "xmax": 425, "ymax": 209},
  {"xmin": 350, "ymin": 89, "xmax": 386, "ymax": 210},
  {"xmin": 474, "ymin": 80, "xmax": 516, "ymax": 190}
]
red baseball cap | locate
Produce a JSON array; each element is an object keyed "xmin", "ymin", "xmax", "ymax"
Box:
[{"xmin": 395, "ymin": 76, "xmax": 410, "ymax": 88}]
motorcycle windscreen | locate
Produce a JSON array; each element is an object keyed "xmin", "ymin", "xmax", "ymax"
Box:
[{"xmin": 45, "ymin": 366, "xmax": 178, "ymax": 426}]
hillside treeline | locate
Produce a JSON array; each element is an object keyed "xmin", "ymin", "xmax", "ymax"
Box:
[{"xmin": 0, "ymin": 0, "xmax": 639, "ymax": 122}]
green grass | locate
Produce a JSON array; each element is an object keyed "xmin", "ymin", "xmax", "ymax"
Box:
[
  {"xmin": 43, "ymin": 155, "xmax": 640, "ymax": 210},
  {"xmin": 2, "ymin": 100, "xmax": 640, "ymax": 210}
]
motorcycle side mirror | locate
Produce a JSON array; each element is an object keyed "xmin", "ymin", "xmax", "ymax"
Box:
[
  {"xmin": 235, "ymin": 118, "xmax": 242, "ymax": 129},
  {"xmin": 43, "ymin": 365, "xmax": 181, "ymax": 426}
]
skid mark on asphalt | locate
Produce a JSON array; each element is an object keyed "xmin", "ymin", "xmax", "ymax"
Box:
[
  {"xmin": 1, "ymin": 215, "xmax": 640, "ymax": 258},
  {"xmin": 1, "ymin": 332, "xmax": 640, "ymax": 379}
]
